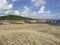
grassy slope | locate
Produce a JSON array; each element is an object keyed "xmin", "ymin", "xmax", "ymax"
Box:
[
  {"xmin": 0, "ymin": 15, "xmax": 36, "ymax": 20},
  {"xmin": 0, "ymin": 30, "xmax": 60, "ymax": 45},
  {"xmin": 0, "ymin": 24, "xmax": 60, "ymax": 45}
]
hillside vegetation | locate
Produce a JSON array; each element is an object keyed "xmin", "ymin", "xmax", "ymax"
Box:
[{"xmin": 0, "ymin": 15, "xmax": 35, "ymax": 20}]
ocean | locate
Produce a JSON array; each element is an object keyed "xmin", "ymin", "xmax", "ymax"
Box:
[
  {"xmin": 50, "ymin": 20, "xmax": 60, "ymax": 26},
  {"xmin": 31, "ymin": 20, "xmax": 60, "ymax": 26}
]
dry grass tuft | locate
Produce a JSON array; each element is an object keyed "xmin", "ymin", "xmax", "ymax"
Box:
[{"xmin": 0, "ymin": 30, "xmax": 60, "ymax": 45}]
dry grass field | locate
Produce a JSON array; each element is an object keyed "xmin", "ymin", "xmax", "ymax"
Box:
[{"xmin": 0, "ymin": 24, "xmax": 60, "ymax": 45}]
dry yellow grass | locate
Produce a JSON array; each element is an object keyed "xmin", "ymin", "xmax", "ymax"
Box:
[
  {"xmin": 0, "ymin": 24, "xmax": 60, "ymax": 45},
  {"xmin": 0, "ymin": 24, "xmax": 60, "ymax": 38},
  {"xmin": 0, "ymin": 30, "xmax": 60, "ymax": 45}
]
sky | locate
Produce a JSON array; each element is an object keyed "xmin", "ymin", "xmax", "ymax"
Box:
[{"xmin": 0, "ymin": 0, "xmax": 60, "ymax": 20}]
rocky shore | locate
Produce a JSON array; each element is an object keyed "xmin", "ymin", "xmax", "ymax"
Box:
[{"xmin": 0, "ymin": 20, "xmax": 54, "ymax": 25}]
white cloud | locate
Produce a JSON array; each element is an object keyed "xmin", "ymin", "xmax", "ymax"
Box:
[
  {"xmin": 40, "ymin": 6, "xmax": 45, "ymax": 11},
  {"xmin": 33, "ymin": 12, "xmax": 37, "ymax": 16},
  {"xmin": 46, "ymin": 11, "xmax": 51, "ymax": 14},
  {"xmin": 21, "ymin": 6, "xmax": 31, "ymax": 16},
  {"xmin": 12, "ymin": 0, "xmax": 17, "ymax": 2},
  {"xmin": 0, "ymin": 0, "xmax": 13, "ymax": 10},
  {"xmin": 32, "ymin": 0, "xmax": 37, "ymax": 2},
  {"xmin": 20, "ymin": 6, "xmax": 38, "ymax": 17},
  {"xmin": 6, "ymin": 4, "xmax": 13, "ymax": 9},
  {"xmin": 20, "ymin": 6, "xmax": 51, "ymax": 17},
  {"xmin": 0, "ymin": 0, "xmax": 13, "ymax": 16},
  {"xmin": 38, "ymin": 6, "xmax": 51, "ymax": 15},
  {"xmin": 38, "ymin": 6, "xmax": 45, "ymax": 14},
  {"xmin": 31, "ymin": 0, "xmax": 46, "ymax": 7},
  {"xmin": 13, "ymin": 10, "xmax": 20, "ymax": 15},
  {"xmin": 45, "ymin": 10, "xmax": 51, "ymax": 16},
  {"xmin": 0, "ymin": 0, "xmax": 8, "ymax": 9},
  {"xmin": 4, "ymin": 10, "xmax": 13, "ymax": 15},
  {"xmin": 31, "ymin": 0, "xmax": 52, "ymax": 18}
]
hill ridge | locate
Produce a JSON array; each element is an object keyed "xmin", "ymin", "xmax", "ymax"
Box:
[{"xmin": 0, "ymin": 15, "xmax": 35, "ymax": 20}]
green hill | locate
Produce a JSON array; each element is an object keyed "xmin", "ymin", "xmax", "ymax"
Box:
[{"xmin": 0, "ymin": 15, "xmax": 35, "ymax": 20}]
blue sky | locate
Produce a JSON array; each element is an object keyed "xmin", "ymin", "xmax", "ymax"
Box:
[{"xmin": 0, "ymin": 0, "xmax": 60, "ymax": 20}]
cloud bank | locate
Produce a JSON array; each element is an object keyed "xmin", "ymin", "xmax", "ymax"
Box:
[{"xmin": 0, "ymin": 0, "xmax": 59, "ymax": 19}]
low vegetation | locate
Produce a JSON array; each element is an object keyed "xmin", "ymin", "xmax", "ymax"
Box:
[
  {"xmin": 0, "ymin": 24, "xmax": 60, "ymax": 45},
  {"xmin": 0, "ymin": 30, "xmax": 60, "ymax": 45},
  {"xmin": 0, "ymin": 15, "xmax": 36, "ymax": 20}
]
